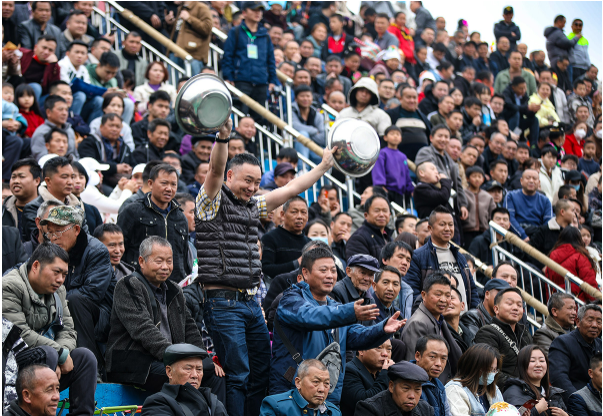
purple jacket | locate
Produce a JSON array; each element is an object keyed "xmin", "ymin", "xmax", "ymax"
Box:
[{"xmin": 371, "ymin": 147, "xmax": 415, "ymax": 195}]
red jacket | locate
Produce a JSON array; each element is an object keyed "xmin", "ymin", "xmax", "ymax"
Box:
[
  {"xmin": 387, "ymin": 24, "xmax": 416, "ymax": 64},
  {"xmin": 19, "ymin": 48, "xmax": 60, "ymax": 95},
  {"xmin": 545, "ymin": 243, "xmax": 598, "ymax": 301},
  {"xmin": 563, "ymin": 133, "xmax": 585, "ymax": 158}
]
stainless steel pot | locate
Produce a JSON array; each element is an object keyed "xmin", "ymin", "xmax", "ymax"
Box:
[
  {"xmin": 174, "ymin": 73, "xmax": 233, "ymax": 136},
  {"xmin": 327, "ymin": 118, "xmax": 381, "ymax": 178}
]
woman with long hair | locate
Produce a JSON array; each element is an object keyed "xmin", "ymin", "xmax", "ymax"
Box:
[
  {"xmin": 503, "ymin": 345, "xmax": 568, "ymax": 416},
  {"xmin": 546, "ymin": 226, "xmax": 598, "ymax": 301},
  {"xmin": 445, "ymin": 344, "xmax": 505, "ymax": 416}
]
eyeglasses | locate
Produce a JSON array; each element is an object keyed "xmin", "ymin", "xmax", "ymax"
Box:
[
  {"xmin": 44, "ymin": 224, "xmax": 75, "ymax": 240},
  {"xmin": 489, "ymin": 369, "xmax": 499, "ymax": 375}
]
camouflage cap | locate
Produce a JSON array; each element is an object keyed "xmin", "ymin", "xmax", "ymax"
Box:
[{"xmin": 40, "ymin": 205, "xmax": 84, "ymax": 226}]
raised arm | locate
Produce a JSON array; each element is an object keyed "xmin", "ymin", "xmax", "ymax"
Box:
[
  {"xmin": 264, "ymin": 146, "xmax": 337, "ymax": 212},
  {"xmin": 204, "ymin": 119, "xmax": 233, "ymax": 200}
]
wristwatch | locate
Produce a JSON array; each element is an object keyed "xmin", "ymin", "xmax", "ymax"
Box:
[{"xmin": 215, "ymin": 131, "xmax": 230, "ymax": 143}]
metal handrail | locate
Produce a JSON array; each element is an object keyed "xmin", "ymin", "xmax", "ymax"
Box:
[{"xmin": 91, "ymin": 6, "xmax": 188, "ymax": 79}]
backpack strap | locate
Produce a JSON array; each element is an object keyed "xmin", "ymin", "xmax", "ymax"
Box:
[
  {"xmin": 274, "ymin": 316, "xmax": 303, "ymax": 365},
  {"xmin": 490, "ymin": 324, "xmax": 520, "ymax": 355}
]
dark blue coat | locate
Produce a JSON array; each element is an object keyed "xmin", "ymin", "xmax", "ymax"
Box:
[
  {"xmin": 568, "ymin": 382, "xmax": 602, "ymax": 416},
  {"xmin": 222, "ymin": 21, "xmax": 277, "ymax": 86},
  {"xmin": 410, "ymin": 360, "xmax": 450, "ymax": 416},
  {"xmin": 405, "ymin": 238, "xmax": 479, "ymax": 309},
  {"xmin": 270, "ymin": 282, "xmax": 391, "ymax": 405},
  {"xmin": 260, "ymin": 388, "xmax": 341, "ymax": 416},
  {"xmin": 549, "ymin": 329, "xmax": 602, "ymax": 403}
]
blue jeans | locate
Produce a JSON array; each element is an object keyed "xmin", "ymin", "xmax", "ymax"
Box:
[
  {"xmin": 203, "ymin": 297, "xmax": 270, "ymax": 416},
  {"xmin": 71, "ymin": 91, "xmax": 86, "ymax": 115},
  {"xmin": 169, "ymin": 53, "xmax": 204, "ymax": 80}
]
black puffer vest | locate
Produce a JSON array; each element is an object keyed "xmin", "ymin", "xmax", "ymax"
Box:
[{"xmin": 195, "ymin": 184, "xmax": 262, "ymax": 289}]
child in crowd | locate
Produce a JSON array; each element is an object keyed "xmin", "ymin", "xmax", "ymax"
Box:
[
  {"xmin": 474, "ymin": 83, "xmax": 494, "ymax": 127},
  {"xmin": 579, "ymin": 140, "xmax": 600, "ymax": 177},
  {"xmin": 2, "ymin": 83, "xmax": 27, "ymax": 136},
  {"xmin": 371, "ymin": 126, "xmax": 414, "ymax": 207},
  {"xmin": 561, "ymin": 154, "xmax": 579, "ymax": 172},
  {"xmin": 413, "ymin": 161, "xmax": 452, "ymax": 219},
  {"xmin": 321, "ymin": 91, "xmax": 346, "ymax": 127},
  {"xmin": 260, "ymin": 147, "xmax": 299, "ymax": 187},
  {"xmin": 462, "ymin": 166, "xmax": 496, "ymax": 247},
  {"xmin": 15, "ymin": 84, "xmax": 44, "ymax": 138},
  {"xmin": 44, "ymin": 127, "xmax": 69, "ymax": 157},
  {"xmin": 539, "ymin": 145, "xmax": 564, "ymax": 202}
]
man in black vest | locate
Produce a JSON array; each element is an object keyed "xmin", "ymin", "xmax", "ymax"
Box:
[{"xmin": 194, "ymin": 119, "xmax": 336, "ymax": 416}]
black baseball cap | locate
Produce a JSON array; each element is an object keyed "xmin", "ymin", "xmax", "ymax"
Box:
[
  {"xmin": 503, "ymin": 6, "xmax": 514, "ymax": 14},
  {"xmin": 244, "ymin": 2, "xmax": 265, "ymax": 11}
]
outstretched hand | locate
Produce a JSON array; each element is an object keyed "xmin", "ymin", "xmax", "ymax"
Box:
[
  {"xmin": 354, "ymin": 299, "xmax": 380, "ymax": 321},
  {"xmin": 218, "ymin": 118, "xmax": 233, "ymax": 141},
  {"xmin": 383, "ymin": 311, "xmax": 407, "ymax": 334},
  {"xmin": 321, "ymin": 146, "xmax": 338, "ymax": 170}
]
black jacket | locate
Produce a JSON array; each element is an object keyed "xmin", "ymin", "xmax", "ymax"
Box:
[
  {"xmin": 413, "ymin": 178, "xmax": 452, "ymax": 219},
  {"xmin": 490, "ymin": 50, "xmax": 510, "ymax": 73},
  {"xmin": 106, "ymin": 272, "xmax": 203, "ymax": 385},
  {"xmin": 330, "ymin": 277, "xmax": 375, "ymax": 326},
  {"xmin": 131, "ymin": 116, "xmax": 181, "ymax": 152},
  {"xmin": 494, "ymin": 20, "xmax": 522, "ymax": 48},
  {"xmin": 474, "ymin": 317, "xmax": 533, "ymax": 390},
  {"xmin": 181, "ymin": 151, "xmax": 205, "ymax": 185},
  {"xmin": 132, "ymin": 142, "xmax": 167, "ymax": 165},
  {"xmin": 385, "ymin": 106, "xmax": 432, "ymax": 161},
  {"xmin": 453, "ymin": 76, "xmax": 472, "ymax": 99},
  {"xmin": 65, "ymin": 232, "xmax": 116, "ymax": 341},
  {"xmin": 2, "ymin": 226, "xmax": 27, "ymax": 274},
  {"xmin": 3, "ymin": 401, "xmax": 31, "ymax": 416},
  {"xmin": 501, "ymin": 84, "xmax": 536, "ymax": 122},
  {"xmin": 503, "ymin": 378, "xmax": 567, "ymax": 416},
  {"xmin": 341, "ymin": 357, "xmax": 389, "ymax": 416},
  {"xmin": 262, "ymin": 270, "xmax": 298, "ymax": 313},
  {"xmin": 141, "ymin": 383, "xmax": 227, "ymax": 416},
  {"xmin": 549, "ymin": 329, "xmax": 603, "ymax": 403},
  {"xmin": 468, "ymin": 229, "xmax": 522, "ymax": 285},
  {"xmin": 355, "ymin": 390, "xmax": 435, "ymax": 416},
  {"xmin": 529, "ymin": 219, "xmax": 562, "ymax": 264},
  {"xmin": 418, "ymin": 84, "xmax": 439, "ymax": 116},
  {"xmin": 460, "ymin": 302, "xmax": 493, "ymax": 343},
  {"xmin": 447, "ymin": 321, "xmax": 472, "ymax": 353},
  {"xmin": 261, "ymin": 226, "xmax": 311, "ymax": 279},
  {"xmin": 117, "ymin": 193, "xmax": 191, "ymax": 283},
  {"xmin": 183, "ymin": 282, "xmax": 213, "ymax": 351},
  {"xmin": 77, "ymin": 134, "xmax": 135, "ymax": 178},
  {"xmin": 345, "ymin": 221, "xmax": 393, "ymax": 262}
]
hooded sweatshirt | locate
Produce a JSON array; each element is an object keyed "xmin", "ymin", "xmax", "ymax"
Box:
[
  {"xmin": 544, "ymin": 26, "xmax": 580, "ymax": 67},
  {"xmin": 336, "ymin": 77, "xmax": 392, "ymax": 136}
]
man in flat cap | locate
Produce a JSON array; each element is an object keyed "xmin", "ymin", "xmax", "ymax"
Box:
[
  {"xmin": 142, "ymin": 344, "xmax": 228, "ymax": 416},
  {"xmin": 40, "ymin": 205, "xmax": 116, "ymax": 377},
  {"xmin": 354, "ymin": 361, "xmax": 435, "ymax": 416}
]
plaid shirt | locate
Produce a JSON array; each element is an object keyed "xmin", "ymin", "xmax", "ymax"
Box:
[{"xmin": 195, "ymin": 184, "xmax": 268, "ymax": 221}]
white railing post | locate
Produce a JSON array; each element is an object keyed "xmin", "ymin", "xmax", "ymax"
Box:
[
  {"xmin": 346, "ymin": 176, "xmax": 355, "ymax": 211},
  {"xmin": 285, "ymin": 83, "xmax": 294, "ymax": 147},
  {"xmin": 184, "ymin": 59, "xmax": 193, "ymax": 77}
]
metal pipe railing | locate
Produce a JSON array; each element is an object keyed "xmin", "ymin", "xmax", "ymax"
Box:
[
  {"xmin": 490, "ymin": 222, "xmax": 602, "ymax": 300},
  {"xmin": 91, "ymin": 6, "xmax": 187, "ymax": 77}
]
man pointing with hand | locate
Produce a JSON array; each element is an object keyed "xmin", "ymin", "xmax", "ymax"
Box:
[
  {"xmin": 270, "ymin": 246, "xmax": 406, "ymax": 406},
  {"xmin": 195, "ymin": 119, "xmax": 339, "ymax": 416}
]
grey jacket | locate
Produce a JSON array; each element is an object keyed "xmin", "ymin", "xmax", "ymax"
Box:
[
  {"xmin": 291, "ymin": 101, "xmax": 326, "ymax": 147},
  {"xmin": 2, "ymin": 263, "xmax": 77, "ymax": 354},
  {"xmin": 544, "ymin": 26, "xmax": 580, "ymax": 67},
  {"xmin": 116, "ymin": 50, "xmax": 149, "ymax": 87},
  {"xmin": 17, "ymin": 19, "xmax": 62, "ymax": 51},
  {"xmin": 413, "ymin": 6, "xmax": 436, "ymax": 37},
  {"xmin": 337, "ymin": 77, "xmax": 392, "ymax": 136},
  {"xmin": 415, "ymin": 145, "xmax": 468, "ymax": 209},
  {"xmin": 568, "ymin": 33, "xmax": 590, "ymax": 69},
  {"xmin": 402, "ymin": 302, "xmax": 462, "ymax": 384},
  {"xmin": 533, "ymin": 315, "xmax": 573, "ymax": 355},
  {"xmin": 30, "ymin": 120, "xmax": 77, "ymax": 161}
]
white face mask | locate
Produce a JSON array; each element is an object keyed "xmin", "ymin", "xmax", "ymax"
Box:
[
  {"xmin": 596, "ymin": 130, "xmax": 602, "ymax": 139},
  {"xmin": 575, "ymin": 129, "xmax": 587, "ymax": 139}
]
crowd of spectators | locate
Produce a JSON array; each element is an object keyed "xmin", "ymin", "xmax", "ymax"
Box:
[{"xmin": 1, "ymin": 2, "xmax": 602, "ymax": 416}]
